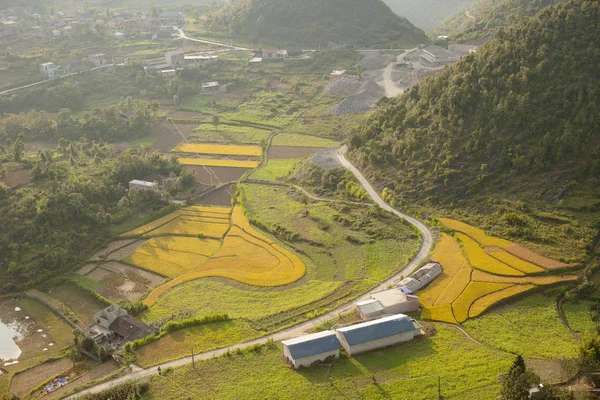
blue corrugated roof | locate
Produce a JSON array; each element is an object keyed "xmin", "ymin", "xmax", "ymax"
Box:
[
  {"xmin": 338, "ymin": 315, "xmax": 415, "ymax": 346},
  {"xmin": 282, "ymin": 331, "xmax": 341, "ymax": 359}
]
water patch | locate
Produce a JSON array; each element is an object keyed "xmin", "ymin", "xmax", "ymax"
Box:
[{"xmin": 0, "ymin": 320, "xmax": 22, "ymax": 361}]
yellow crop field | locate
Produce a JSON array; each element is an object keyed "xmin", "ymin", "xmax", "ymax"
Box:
[
  {"xmin": 145, "ymin": 218, "xmax": 230, "ymax": 238},
  {"xmin": 438, "ymin": 218, "xmax": 513, "ymax": 248},
  {"xmin": 434, "ymin": 268, "xmax": 472, "ymax": 306},
  {"xmin": 184, "ymin": 206, "xmax": 231, "ymax": 214},
  {"xmin": 142, "ymin": 209, "xmax": 306, "ymax": 307},
  {"xmin": 488, "ymin": 250, "xmax": 545, "ymax": 274},
  {"xmin": 143, "ymin": 237, "xmax": 222, "ymax": 257},
  {"xmin": 178, "ymin": 158, "xmax": 259, "ymax": 169},
  {"xmin": 504, "ymin": 244, "xmax": 573, "ymax": 270},
  {"xmin": 120, "ymin": 213, "xmax": 180, "ymax": 237},
  {"xmin": 418, "ymin": 234, "xmax": 470, "ymax": 307},
  {"xmin": 125, "ymin": 251, "xmax": 203, "ymax": 278},
  {"xmin": 471, "ymin": 270, "xmax": 578, "ymax": 285},
  {"xmin": 172, "ymin": 143, "xmax": 262, "ymax": 157},
  {"xmin": 421, "ymin": 304, "xmax": 457, "ymax": 324},
  {"xmin": 457, "ymin": 233, "xmax": 525, "ymax": 277},
  {"xmin": 468, "ymin": 285, "xmax": 536, "ymax": 318},
  {"xmin": 452, "ymin": 282, "xmax": 513, "ymax": 323}
]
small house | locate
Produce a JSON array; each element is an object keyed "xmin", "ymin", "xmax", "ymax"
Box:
[
  {"xmin": 330, "ymin": 70, "xmax": 346, "ymax": 81},
  {"xmin": 369, "ymin": 288, "xmax": 420, "ymax": 315},
  {"xmin": 201, "ymin": 81, "xmax": 220, "ymax": 92},
  {"xmin": 356, "ymin": 299, "xmax": 385, "ymax": 320},
  {"xmin": 39, "ymin": 62, "xmax": 58, "ymax": 79},
  {"xmin": 109, "ymin": 315, "xmax": 153, "ymax": 342},
  {"xmin": 159, "ymin": 11, "xmax": 184, "ymax": 26},
  {"xmin": 166, "ymin": 50, "xmax": 185, "ymax": 68},
  {"xmin": 129, "ymin": 179, "xmax": 159, "ymax": 192},
  {"xmin": 282, "ymin": 330, "xmax": 341, "ymax": 369},
  {"xmin": 94, "ymin": 305, "xmax": 127, "ymax": 330},
  {"xmin": 249, "ymin": 57, "xmax": 262, "ymax": 63},
  {"xmin": 398, "ymin": 262, "xmax": 442, "ymax": 293},
  {"xmin": 335, "ymin": 314, "xmax": 421, "ymax": 356},
  {"xmin": 262, "ymin": 49, "xmax": 278, "ymax": 58},
  {"xmin": 88, "ymin": 53, "xmax": 107, "ymax": 67}
]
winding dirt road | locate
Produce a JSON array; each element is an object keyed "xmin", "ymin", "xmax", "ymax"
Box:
[
  {"xmin": 381, "ymin": 48, "xmax": 417, "ymax": 98},
  {"xmin": 64, "ymin": 147, "xmax": 433, "ymax": 399}
]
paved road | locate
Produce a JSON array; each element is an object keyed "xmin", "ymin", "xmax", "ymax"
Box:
[
  {"xmin": 176, "ymin": 28, "xmax": 250, "ymax": 51},
  {"xmin": 64, "ymin": 148, "xmax": 433, "ymax": 399},
  {"xmin": 381, "ymin": 48, "xmax": 417, "ymax": 98},
  {"xmin": 0, "ymin": 64, "xmax": 116, "ymax": 96}
]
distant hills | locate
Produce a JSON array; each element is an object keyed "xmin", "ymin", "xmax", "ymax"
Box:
[
  {"xmin": 436, "ymin": 0, "xmax": 568, "ymax": 42},
  {"xmin": 350, "ymin": 0, "xmax": 600, "ymax": 251},
  {"xmin": 382, "ymin": 0, "xmax": 478, "ymax": 31},
  {"xmin": 211, "ymin": 0, "xmax": 428, "ymax": 48}
]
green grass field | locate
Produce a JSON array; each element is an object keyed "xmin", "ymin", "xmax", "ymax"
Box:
[
  {"xmin": 136, "ymin": 320, "xmax": 262, "ymax": 367},
  {"xmin": 462, "ymin": 294, "xmax": 580, "ymax": 358},
  {"xmin": 248, "ymin": 159, "xmax": 298, "ymax": 182},
  {"xmin": 563, "ymin": 300, "xmax": 595, "ymax": 332},
  {"xmin": 193, "ymin": 124, "xmax": 272, "ymax": 144},
  {"xmin": 272, "ymin": 133, "xmax": 340, "ymax": 148},
  {"xmin": 141, "ymin": 325, "xmax": 512, "ymax": 400}
]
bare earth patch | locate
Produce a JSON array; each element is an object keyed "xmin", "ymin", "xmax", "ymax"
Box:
[
  {"xmin": 105, "ymin": 240, "xmax": 146, "ymax": 261},
  {"xmin": 170, "ymin": 111, "xmax": 207, "ymax": 121},
  {"xmin": 9, "ymin": 358, "xmax": 73, "ymax": 398},
  {"xmin": 151, "ymin": 123, "xmax": 186, "ymax": 152},
  {"xmin": 198, "ymin": 184, "xmax": 236, "ymax": 207},
  {"xmin": 88, "ymin": 240, "xmax": 138, "ymax": 261},
  {"xmin": 98, "ymin": 262, "xmax": 165, "ymax": 288},
  {"xmin": 185, "ymin": 166, "xmax": 250, "ymax": 186},
  {"xmin": 0, "ymin": 169, "xmax": 32, "ymax": 188},
  {"xmin": 45, "ymin": 360, "xmax": 120, "ymax": 400}
]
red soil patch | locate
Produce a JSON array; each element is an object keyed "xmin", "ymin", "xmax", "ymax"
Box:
[
  {"xmin": 268, "ymin": 146, "xmax": 325, "ymax": 159},
  {"xmin": 1, "ymin": 169, "xmax": 32, "ymax": 188}
]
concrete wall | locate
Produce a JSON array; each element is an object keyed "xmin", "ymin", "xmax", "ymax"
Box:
[
  {"xmin": 385, "ymin": 299, "xmax": 419, "ymax": 315},
  {"xmin": 283, "ymin": 347, "xmax": 339, "ymax": 369},
  {"xmin": 338, "ymin": 331, "xmax": 417, "ymax": 356}
]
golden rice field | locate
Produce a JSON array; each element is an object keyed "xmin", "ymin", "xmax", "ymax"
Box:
[
  {"xmin": 120, "ymin": 213, "xmax": 181, "ymax": 237},
  {"xmin": 138, "ymin": 205, "xmax": 305, "ymax": 306},
  {"xmin": 418, "ymin": 227, "xmax": 579, "ymax": 324},
  {"xmin": 146, "ymin": 218, "xmax": 230, "ymax": 238},
  {"xmin": 172, "ymin": 143, "xmax": 262, "ymax": 157},
  {"xmin": 438, "ymin": 218, "xmax": 513, "ymax": 248},
  {"xmin": 457, "ymin": 233, "xmax": 525, "ymax": 277},
  {"xmin": 178, "ymin": 158, "xmax": 259, "ymax": 168}
]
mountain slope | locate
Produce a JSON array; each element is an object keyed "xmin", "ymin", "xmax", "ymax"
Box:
[
  {"xmin": 382, "ymin": 0, "xmax": 478, "ymax": 31},
  {"xmin": 212, "ymin": 0, "xmax": 428, "ymax": 48},
  {"xmin": 437, "ymin": 0, "xmax": 568, "ymax": 42},
  {"xmin": 350, "ymin": 0, "xmax": 600, "ymax": 259}
]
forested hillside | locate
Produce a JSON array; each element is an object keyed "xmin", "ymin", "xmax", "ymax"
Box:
[
  {"xmin": 382, "ymin": 0, "xmax": 477, "ymax": 31},
  {"xmin": 211, "ymin": 0, "xmax": 428, "ymax": 48},
  {"xmin": 350, "ymin": 0, "xmax": 600, "ymax": 259},
  {"xmin": 437, "ymin": 0, "xmax": 568, "ymax": 42}
]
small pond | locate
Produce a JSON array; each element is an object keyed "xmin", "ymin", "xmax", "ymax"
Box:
[{"xmin": 0, "ymin": 318, "xmax": 23, "ymax": 361}]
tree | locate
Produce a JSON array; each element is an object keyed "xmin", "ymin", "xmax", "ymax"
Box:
[
  {"xmin": 501, "ymin": 355, "xmax": 530, "ymax": 400},
  {"xmin": 12, "ymin": 135, "xmax": 24, "ymax": 162},
  {"xmin": 212, "ymin": 115, "xmax": 220, "ymax": 130}
]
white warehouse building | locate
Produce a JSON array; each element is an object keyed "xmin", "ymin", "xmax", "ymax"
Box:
[
  {"xmin": 336, "ymin": 314, "xmax": 421, "ymax": 356},
  {"xmin": 282, "ymin": 330, "xmax": 341, "ymax": 369},
  {"xmin": 129, "ymin": 180, "xmax": 159, "ymax": 192}
]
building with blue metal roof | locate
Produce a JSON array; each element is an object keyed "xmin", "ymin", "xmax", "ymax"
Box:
[
  {"xmin": 336, "ymin": 314, "xmax": 421, "ymax": 355},
  {"xmin": 281, "ymin": 330, "xmax": 341, "ymax": 369}
]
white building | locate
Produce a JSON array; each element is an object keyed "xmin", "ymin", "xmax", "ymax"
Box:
[
  {"xmin": 129, "ymin": 179, "xmax": 159, "ymax": 192},
  {"xmin": 201, "ymin": 81, "xmax": 220, "ymax": 92},
  {"xmin": 335, "ymin": 314, "xmax": 421, "ymax": 356},
  {"xmin": 88, "ymin": 53, "xmax": 107, "ymax": 67},
  {"xmin": 184, "ymin": 54, "xmax": 219, "ymax": 66},
  {"xmin": 356, "ymin": 299, "xmax": 385, "ymax": 320},
  {"xmin": 419, "ymin": 45, "xmax": 460, "ymax": 67},
  {"xmin": 398, "ymin": 262, "xmax": 442, "ymax": 293},
  {"xmin": 93, "ymin": 305, "xmax": 127, "ymax": 330},
  {"xmin": 161, "ymin": 69, "xmax": 177, "ymax": 80},
  {"xmin": 369, "ymin": 288, "xmax": 420, "ymax": 315},
  {"xmin": 282, "ymin": 330, "xmax": 341, "ymax": 369},
  {"xmin": 39, "ymin": 62, "xmax": 58, "ymax": 79},
  {"xmin": 331, "ymin": 70, "xmax": 346, "ymax": 81}
]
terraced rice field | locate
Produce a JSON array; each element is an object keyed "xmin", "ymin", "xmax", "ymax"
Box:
[
  {"xmin": 178, "ymin": 158, "xmax": 259, "ymax": 169},
  {"xmin": 172, "ymin": 143, "xmax": 262, "ymax": 157},
  {"xmin": 127, "ymin": 205, "xmax": 306, "ymax": 307},
  {"xmin": 418, "ymin": 224, "xmax": 579, "ymax": 324}
]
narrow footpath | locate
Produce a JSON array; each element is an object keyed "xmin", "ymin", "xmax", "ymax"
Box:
[{"xmin": 64, "ymin": 147, "xmax": 434, "ymax": 399}]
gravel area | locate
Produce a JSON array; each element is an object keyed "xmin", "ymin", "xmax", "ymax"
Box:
[
  {"xmin": 358, "ymin": 52, "xmax": 395, "ymax": 70},
  {"xmin": 328, "ymin": 81, "xmax": 384, "ymax": 115},
  {"xmin": 324, "ymin": 76, "xmax": 363, "ymax": 97},
  {"xmin": 312, "ymin": 148, "xmax": 342, "ymax": 169}
]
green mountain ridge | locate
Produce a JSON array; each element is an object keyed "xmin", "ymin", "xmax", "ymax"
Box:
[
  {"xmin": 350, "ymin": 0, "xmax": 600, "ymax": 260},
  {"xmin": 437, "ymin": 0, "xmax": 569, "ymax": 42},
  {"xmin": 382, "ymin": 0, "xmax": 478, "ymax": 32},
  {"xmin": 212, "ymin": 0, "xmax": 428, "ymax": 48}
]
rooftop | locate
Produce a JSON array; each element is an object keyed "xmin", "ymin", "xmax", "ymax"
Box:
[
  {"xmin": 282, "ymin": 330, "xmax": 341, "ymax": 359},
  {"xmin": 336, "ymin": 314, "xmax": 416, "ymax": 346},
  {"xmin": 370, "ymin": 288, "xmax": 416, "ymax": 308},
  {"xmin": 130, "ymin": 179, "xmax": 157, "ymax": 187},
  {"xmin": 332, "ymin": 70, "xmax": 346, "ymax": 75},
  {"xmin": 202, "ymin": 81, "xmax": 220, "ymax": 88},
  {"xmin": 159, "ymin": 12, "xmax": 182, "ymax": 18},
  {"xmin": 356, "ymin": 299, "xmax": 384, "ymax": 315}
]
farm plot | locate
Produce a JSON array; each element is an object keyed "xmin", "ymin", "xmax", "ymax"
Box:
[
  {"xmin": 438, "ymin": 217, "xmax": 575, "ymax": 270},
  {"xmin": 185, "ymin": 165, "xmax": 250, "ymax": 186},
  {"xmin": 178, "ymin": 158, "xmax": 259, "ymax": 169},
  {"xmin": 418, "ymin": 232, "xmax": 578, "ymax": 324},
  {"xmin": 563, "ymin": 300, "xmax": 595, "ymax": 332},
  {"xmin": 271, "ymin": 133, "xmax": 339, "ymax": 148},
  {"xmin": 143, "ymin": 205, "xmax": 306, "ymax": 306},
  {"xmin": 172, "ymin": 143, "xmax": 262, "ymax": 157},
  {"xmin": 268, "ymin": 146, "xmax": 327, "ymax": 159},
  {"xmin": 197, "ymin": 184, "xmax": 236, "ymax": 206},
  {"xmin": 46, "ymin": 284, "xmax": 107, "ymax": 326},
  {"xmin": 9, "ymin": 358, "xmax": 73, "ymax": 398},
  {"xmin": 249, "ymin": 159, "xmax": 298, "ymax": 182},
  {"xmin": 192, "ymin": 124, "xmax": 271, "ymax": 144}
]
